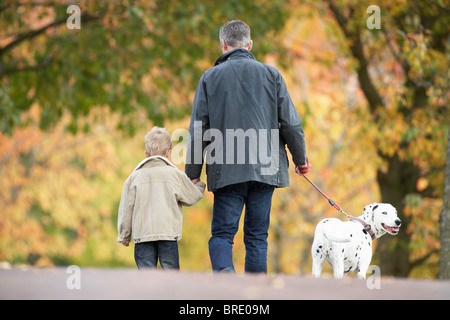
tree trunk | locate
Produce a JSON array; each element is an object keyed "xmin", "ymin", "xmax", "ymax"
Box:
[
  {"xmin": 439, "ymin": 129, "xmax": 450, "ymax": 279},
  {"xmin": 375, "ymin": 155, "xmax": 419, "ymax": 276},
  {"xmin": 324, "ymin": 1, "xmax": 433, "ymax": 277},
  {"xmin": 325, "ymin": 0, "xmax": 445, "ymax": 277}
]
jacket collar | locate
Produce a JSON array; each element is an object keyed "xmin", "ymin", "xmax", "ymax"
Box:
[
  {"xmin": 133, "ymin": 155, "xmax": 177, "ymax": 172},
  {"xmin": 214, "ymin": 48, "xmax": 256, "ymax": 66}
]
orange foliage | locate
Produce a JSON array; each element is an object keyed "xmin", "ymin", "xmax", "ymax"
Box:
[{"xmin": 0, "ymin": 1, "xmax": 446, "ymax": 279}]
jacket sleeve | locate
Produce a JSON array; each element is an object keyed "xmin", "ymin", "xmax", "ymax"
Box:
[
  {"xmin": 277, "ymin": 72, "xmax": 307, "ymax": 166},
  {"xmin": 117, "ymin": 177, "xmax": 136, "ymax": 243},
  {"xmin": 175, "ymin": 171, "xmax": 206, "ymax": 206},
  {"xmin": 185, "ymin": 73, "xmax": 210, "ymax": 179}
]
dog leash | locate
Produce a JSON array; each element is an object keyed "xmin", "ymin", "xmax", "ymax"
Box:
[
  {"xmin": 300, "ymin": 174, "xmax": 377, "ymax": 239},
  {"xmin": 300, "ymin": 174, "xmax": 353, "ymax": 220}
]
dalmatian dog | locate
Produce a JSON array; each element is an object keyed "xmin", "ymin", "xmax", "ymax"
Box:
[{"xmin": 311, "ymin": 203, "xmax": 401, "ymax": 279}]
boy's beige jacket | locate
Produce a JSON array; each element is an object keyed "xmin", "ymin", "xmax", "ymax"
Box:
[{"xmin": 117, "ymin": 156, "xmax": 205, "ymax": 244}]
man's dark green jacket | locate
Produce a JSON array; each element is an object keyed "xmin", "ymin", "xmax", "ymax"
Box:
[{"xmin": 185, "ymin": 48, "xmax": 307, "ymax": 192}]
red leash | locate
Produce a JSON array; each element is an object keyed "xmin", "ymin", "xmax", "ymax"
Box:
[{"xmin": 301, "ymin": 174, "xmax": 352, "ymax": 220}]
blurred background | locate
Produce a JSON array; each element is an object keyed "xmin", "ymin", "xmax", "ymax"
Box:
[{"xmin": 0, "ymin": 0, "xmax": 448, "ymax": 278}]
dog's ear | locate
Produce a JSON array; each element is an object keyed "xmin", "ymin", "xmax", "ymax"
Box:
[
  {"xmin": 364, "ymin": 203, "xmax": 378, "ymax": 212},
  {"xmin": 363, "ymin": 204, "xmax": 373, "ymax": 219},
  {"xmin": 363, "ymin": 203, "xmax": 378, "ymax": 221}
]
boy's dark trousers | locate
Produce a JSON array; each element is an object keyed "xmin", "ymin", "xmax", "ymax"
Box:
[{"xmin": 134, "ymin": 240, "xmax": 179, "ymax": 269}]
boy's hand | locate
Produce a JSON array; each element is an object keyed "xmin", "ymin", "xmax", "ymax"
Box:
[
  {"xmin": 190, "ymin": 178, "xmax": 200, "ymax": 185},
  {"xmin": 122, "ymin": 240, "xmax": 130, "ymax": 247}
]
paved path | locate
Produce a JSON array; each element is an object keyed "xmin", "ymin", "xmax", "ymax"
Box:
[{"xmin": 1, "ymin": 267, "xmax": 449, "ymax": 300}]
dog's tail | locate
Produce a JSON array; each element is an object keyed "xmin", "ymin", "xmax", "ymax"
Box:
[{"xmin": 316, "ymin": 219, "xmax": 353, "ymax": 243}]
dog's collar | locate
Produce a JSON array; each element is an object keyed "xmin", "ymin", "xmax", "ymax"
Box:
[{"xmin": 351, "ymin": 217, "xmax": 376, "ymax": 240}]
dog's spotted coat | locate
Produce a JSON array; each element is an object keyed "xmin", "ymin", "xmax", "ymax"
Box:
[{"xmin": 311, "ymin": 203, "xmax": 401, "ymax": 279}]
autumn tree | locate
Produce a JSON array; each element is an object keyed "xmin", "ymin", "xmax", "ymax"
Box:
[
  {"xmin": 320, "ymin": 0, "xmax": 449, "ymax": 276},
  {"xmin": 0, "ymin": 0, "xmax": 291, "ymax": 267},
  {"xmin": 440, "ymin": 130, "xmax": 450, "ymax": 279},
  {"xmin": 1, "ymin": 0, "xmax": 448, "ymax": 277},
  {"xmin": 0, "ymin": 0, "xmax": 289, "ymax": 135}
]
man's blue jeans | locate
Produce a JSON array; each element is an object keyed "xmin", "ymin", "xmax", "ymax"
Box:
[
  {"xmin": 209, "ymin": 181, "xmax": 275, "ymax": 273},
  {"xmin": 134, "ymin": 240, "xmax": 180, "ymax": 270}
]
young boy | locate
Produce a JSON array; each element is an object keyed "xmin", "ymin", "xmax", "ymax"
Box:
[{"xmin": 117, "ymin": 127, "xmax": 205, "ymax": 269}]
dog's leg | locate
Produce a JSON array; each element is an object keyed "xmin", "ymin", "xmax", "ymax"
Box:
[
  {"xmin": 333, "ymin": 259, "xmax": 345, "ymax": 279},
  {"xmin": 311, "ymin": 227, "xmax": 327, "ymax": 278},
  {"xmin": 312, "ymin": 256, "xmax": 324, "ymax": 278},
  {"xmin": 311, "ymin": 242, "xmax": 325, "ymax": 278},
  {"xmin": 357, "ymin": 256, "xmax": 371, "ymax": 280}
]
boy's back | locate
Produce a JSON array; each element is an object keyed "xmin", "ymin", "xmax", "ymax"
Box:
[
  {"xmin": 117, "ymin": 126, "xmax": 205, "ymax": 270},
  {"xmin": 117, "ymin": 156, "xmax": 205, "ymax": 244}
]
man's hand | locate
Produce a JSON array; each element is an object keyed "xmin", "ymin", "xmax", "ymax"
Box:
[
  {"xmin": 190, "ymin": 178, "xmax": 200, "ymax": 185},
  {"xmin": 295, "ymin": 157, "xmax": 311, "ymax": 175},
  {"xmin": 122, "ymin": 240, "xmax": 130, "ymax": 247}
]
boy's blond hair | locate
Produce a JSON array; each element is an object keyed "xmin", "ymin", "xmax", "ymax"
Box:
[{"xmin": 145, "ymin": 127, "xmax": 172, "ymax": 157}]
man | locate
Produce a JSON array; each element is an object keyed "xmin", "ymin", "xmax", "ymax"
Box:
[{"xmin": 185, "ymin": 20, "xmax": 310, "ymax": 273}]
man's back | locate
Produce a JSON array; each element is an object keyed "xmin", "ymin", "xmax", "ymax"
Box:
[
  {"xmin": 186, "ymin": 49, "xmax": 306, "ymax": 191},
  {"xmin": 203, "ymin": 49, "xmax": 279, "ymax": 132}
]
